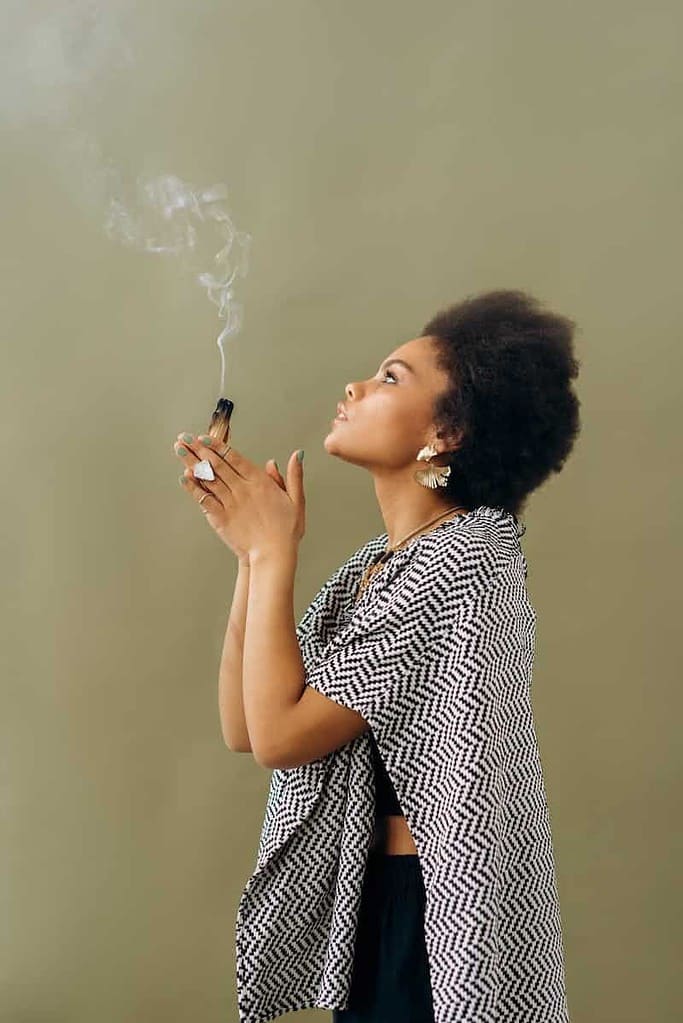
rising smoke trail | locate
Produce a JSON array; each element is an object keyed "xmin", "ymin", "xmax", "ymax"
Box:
[
  {"xmin": 1, "ymin": 2, "xmax": 251, "ymax": 400},
  {"xmin": 104, "ymin": 172, "xmax": 252, "ymax": 399}
]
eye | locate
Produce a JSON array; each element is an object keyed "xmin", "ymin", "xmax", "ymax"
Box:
[{"xmin": 381, "ymin": 370, "xmax": 397, "ymax": 383}]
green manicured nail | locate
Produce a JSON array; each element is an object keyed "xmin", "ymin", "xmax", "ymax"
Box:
[
  {"xmin": 297, "ymin": 449, "xmax": 304, "ymax": 463},
  {"xmin": 177, "ymin": 445, "xmax": 188, "ymax": 457},
  {"xmin": 181, "ymin": 433, "xmax": 193, "ymax": 444}
]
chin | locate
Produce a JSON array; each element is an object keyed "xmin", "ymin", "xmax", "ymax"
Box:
[
  {"xmin": 323, "ymin": 427, "xmax": 353, "ymax": 460},
  {"xmin": 323, "ymin": 431, "xmax": 342, "ymax": 455}
]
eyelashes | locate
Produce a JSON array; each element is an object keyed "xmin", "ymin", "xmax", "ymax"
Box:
[{"xmin": 381, "ymin": 370, "xmax": 397, "ymax": 383}]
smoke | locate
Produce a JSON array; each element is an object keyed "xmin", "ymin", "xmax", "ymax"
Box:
[
  {"xmin": 104, "ymin": 172, "xmax": 251, "ymax": 397},
  {"xmin": 0, "ymin": 1, "xmax": 136, "ymax": 128},
  {"xmin": 2, "ymin": 1, "xmax": 251, "ymax": 398}
]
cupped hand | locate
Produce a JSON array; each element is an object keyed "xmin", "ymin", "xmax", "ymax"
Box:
[{"xmin": 173, "ymin": 433, "xmax": 305, "ymax": 564}]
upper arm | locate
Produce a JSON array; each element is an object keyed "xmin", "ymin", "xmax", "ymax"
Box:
[{"xmin": 260, "ymin": 686, "xmax": 370, "ymax": 769}]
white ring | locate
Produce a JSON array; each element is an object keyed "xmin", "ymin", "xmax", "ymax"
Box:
[{"xmin": 193, "ymin": 459, "xmax": 216, "ymax": 482}]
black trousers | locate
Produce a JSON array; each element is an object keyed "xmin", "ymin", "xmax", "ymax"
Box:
[{"xmin": 332, "ymin": 849, "xmax": 435, "ymax": 1023}]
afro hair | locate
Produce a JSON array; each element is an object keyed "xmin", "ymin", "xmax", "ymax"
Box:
[{"xmin": 422, "ymin": 288, "xmax": 582, "ymax": 520}]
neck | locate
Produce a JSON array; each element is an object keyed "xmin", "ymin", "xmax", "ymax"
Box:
[{"xmin": 372, "ymin": 473, "xmax": 469, "ymax": 548}]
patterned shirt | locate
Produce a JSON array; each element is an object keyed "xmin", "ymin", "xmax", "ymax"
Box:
[{"xmin": 235, "ymin": 505, "xmax": 570, "ymax": 1023}]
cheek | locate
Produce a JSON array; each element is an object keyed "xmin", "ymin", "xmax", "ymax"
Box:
[
  {"xmin": 367, "ymin": 399, "xmax": 422, "ymax": 452},
  {"xmin": 381, "ymin": 393, "xmax": 423, "ymax": 430}
]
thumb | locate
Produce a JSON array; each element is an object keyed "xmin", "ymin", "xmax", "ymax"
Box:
[{"xmin": 286, "ymin": 449, "xmax": 305, "ymax": 504}]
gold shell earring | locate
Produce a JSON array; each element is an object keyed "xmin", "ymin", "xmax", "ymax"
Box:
[{"xmin": 414, "ymin": 443, "xmax": 451, "ymax": 489}]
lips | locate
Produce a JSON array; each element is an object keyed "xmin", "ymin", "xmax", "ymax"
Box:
[{"xmin": 335, "ymin": 403, "xmax": 348, "ymax": 420}]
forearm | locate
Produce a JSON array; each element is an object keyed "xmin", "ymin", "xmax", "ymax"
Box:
[
  {"xmin": 218, "ymin": 561, "xmax": 252, "ymax": 750},
  {"xmin": 242, "ymin": 545, "xmax": 306, "ymax": 767}
]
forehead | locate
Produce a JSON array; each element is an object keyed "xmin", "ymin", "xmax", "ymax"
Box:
[
  {"xmin": 392, "ymin": 335, "xmax": 432, "ymax": 356},
  {"xmin": 382, "ymin": 336, "xmax": 440, "ymax": 375}
]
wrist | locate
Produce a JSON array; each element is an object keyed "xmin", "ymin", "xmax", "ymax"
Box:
[{"xmin": 249, "ymin": 544, "xmax": 298, "ymax": 568}]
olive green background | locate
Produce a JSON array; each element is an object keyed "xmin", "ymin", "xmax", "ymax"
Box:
[{"xmin": 1, "ymin": 1, "xmax": 680, "ymax": 1020}]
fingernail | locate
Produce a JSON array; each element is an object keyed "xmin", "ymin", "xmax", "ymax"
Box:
[
  {"xmin": 179, "ymin": 474, "xmax": 186, "ymax": 485},
  {"xmin": 273, "ymin": 460, "xmax": 279, "ymax": 473},
  {"xmin": 177, "ymin": 446, "xmax": 189, "ymax": 457},
  {"xmin": 198, "ymin": 435, "xmax": 212, "ymax": 445},
  {"xmin": 181, "ymin": 433, "xmax": 193, "ymax": 444},
  {"xmin": 297, "ymin": 449, "xmax": 304, "ymax": 463}
]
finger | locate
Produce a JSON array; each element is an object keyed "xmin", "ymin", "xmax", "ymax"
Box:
[
  {"xmin": 174, "ymin": 433, "xmax": 227, "ymax": 469},
  {"xmin": 180, "ymin": 471, "xmax": 224, "ymax": 515},
  {"xmin": 286, "ymin": 449, "xmax": 306, "ymax": 507},
  {"xmin": 196, "ymin": 435, "xmax": 251, "ymax": 480},
  {"xmin": 174, "ymin": 437, "xmax": 232, "ymax": 500},
  {"xmin": 176, "ymin": 432, "xmax": 198, "ymax": 451},
  {"xmin": 266, "ymin": 458, "xmax": 286, "ymax": 488},
  {"xmin": 174, "ymin": 438, "xmax": 201, "ymax": 466}
]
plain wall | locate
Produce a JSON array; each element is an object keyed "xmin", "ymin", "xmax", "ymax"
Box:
[{"xmin": 1, "ymin": 1, "xmax": 680, "ymax": 1020}]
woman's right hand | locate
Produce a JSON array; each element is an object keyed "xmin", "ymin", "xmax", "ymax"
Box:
[{"xmin": 237, "ymin": 459, "xmax": 288, "ymax": 568}]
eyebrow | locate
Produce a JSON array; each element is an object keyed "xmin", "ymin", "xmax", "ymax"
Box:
[{"xmin": 379, "ymin": 358, "xmax": 417, "ymax": 376}]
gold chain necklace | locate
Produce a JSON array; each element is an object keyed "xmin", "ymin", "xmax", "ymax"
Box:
[{"xmin": 355, "ymin": 504, "xmax": 469, "ymax": 603}]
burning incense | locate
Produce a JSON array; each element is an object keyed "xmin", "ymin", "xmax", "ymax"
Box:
[
  {"xmin": 192, "ymin": 397, "xmax": 235, "ymax": 483},
  {"xmin": 206, "ymin": 397, "xmax": 234, "ymax": 445}
]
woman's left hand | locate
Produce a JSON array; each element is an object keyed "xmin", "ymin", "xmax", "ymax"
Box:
[{"xmin": 174, "ymin": 433, "xmax": 305, "ymax": 561}]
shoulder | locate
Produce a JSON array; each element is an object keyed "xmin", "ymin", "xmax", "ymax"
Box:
[
  {"xmin": 365, "ymin": 507, "xmax": 525, "ymax": 613},
  {"xmin": 419, "ymin": 506, "xmax": 524, "ymax": 570}
]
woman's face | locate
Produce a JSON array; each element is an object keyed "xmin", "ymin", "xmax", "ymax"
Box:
[{"xmin": 324, "ymin": 335, "xmax": 454, "ymax": 472}]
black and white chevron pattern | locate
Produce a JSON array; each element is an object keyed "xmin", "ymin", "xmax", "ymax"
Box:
[{"xmin": 235, "ymin": 506, "xmax": 570, "ymax": 1022}]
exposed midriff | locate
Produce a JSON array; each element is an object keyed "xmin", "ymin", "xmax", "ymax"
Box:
[
  {"xmin": 369, "ymin": 730, "xmax": 418, "ymax": 855},
  {"xmin": 372, "ymin": 814, "xmax": 419, "ymax": 854}
]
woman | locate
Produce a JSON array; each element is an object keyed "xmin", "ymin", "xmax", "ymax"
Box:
[{"xmin": 174, "ymin": 288, "xmax": 580, "ymax": 1023}]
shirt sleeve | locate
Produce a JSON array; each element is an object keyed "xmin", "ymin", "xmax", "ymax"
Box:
[
  {"xmin": 295, "ymin": 535, "xmax": 387, "ymax": 655},
  {"xmin": 304, "ymin": 528, "xmax": 504, "ymax": 730}
]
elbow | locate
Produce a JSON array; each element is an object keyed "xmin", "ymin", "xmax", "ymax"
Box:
[
  {"xmin": 239, "ymin": 713, "xmax": 293, "ymax": 768},
  {"xmin": 223, "ymin": 729, "xmax": 254, "ymax": 754},
  {"xmin": 253, "ymin": 737, "xmax": 301, "ymax": 770},
  {"xmin": 229, "ymin": 709, "xmax": 299, "ymax": 767},
  {"xmin": 223, "ymin": 723, "xmax": 274, "ymax": 764},
  {"xmin": 253, "ymin": 751, "xmax": 274, "ymax": 769},
  {"xmin": 251, "ymin": 740, "xmax": 278, "ymax": 769},
  {"xmin": 225, "ymin": 741, "xmax": 252, "ymax": 754},
  {"xmin": 249, "ymin": 731, "xmax": 290, "ymax": 769},
  {"xmin": 221, "ymin": 723, "xmax": 276, "ymax": 764}
]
